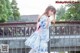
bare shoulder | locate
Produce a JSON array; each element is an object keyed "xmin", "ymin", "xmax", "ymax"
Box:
[{"xmin": 38, "ymin": 15, "xmax": 48, "ymax": 21}]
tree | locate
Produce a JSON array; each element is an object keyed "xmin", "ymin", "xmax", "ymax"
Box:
[
  {"xmin": 62, "ymin": 3, "xmax": 80, "ymax": 21},
  {"xmin": 56, "ymin": 5, "xmax": 66, "ymax": 21},
  {"xmin": 5, "ymin": 0, "xmax": 14, "ymax": 22},
  {"xmin": 0, "ymin": 0, "xmax": 20, "ymax": 22},
  {"xmin": 0, "ymin": 0, "xmax": 7, "ymax": 22},
  {"xmin": 11, "ymin": 0, "xmax": 20, "ymax": 21},
  {"xmin": 0, "ymin": 0, "xmax": 13, "ymax": 22}
]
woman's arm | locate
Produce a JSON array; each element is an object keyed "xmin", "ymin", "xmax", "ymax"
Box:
[
  {"xmin": 36, "ymin": 15, "xmax": 50, "ymax": 29},
  {"xmin": 52, "ymin": 15, "xmax": 55, "ymax": 24}
]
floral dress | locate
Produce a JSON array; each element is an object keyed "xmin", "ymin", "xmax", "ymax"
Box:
[{"xmin": 25, "ymin": 15, "xmax": 51, "ymax": 53}]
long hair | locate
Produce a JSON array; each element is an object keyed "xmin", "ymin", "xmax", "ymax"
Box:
[
  {"xmin": 38, "ymin": 5, "xmax": 56, "ymax": 22},
  {"xmin": 43, "ymin": 5, "xmax": 56, "ymax": 17},
  {"xmin": 37, "ymin": 5, "xmax": 56, "ymax": 29}
]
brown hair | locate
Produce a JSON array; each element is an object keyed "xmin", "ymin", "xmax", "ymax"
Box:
[
  {"xmin": 43, "ymin": 5, "xmax": 56, "ymax": 17},
  {"xmin": 38, "ymin": 5, "xmax": 56, "ymax": 22}
]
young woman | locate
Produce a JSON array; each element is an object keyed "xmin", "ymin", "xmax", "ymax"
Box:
[{"xmin": 25, "ymin": 5, "xmax": 56, "ymax": 53}]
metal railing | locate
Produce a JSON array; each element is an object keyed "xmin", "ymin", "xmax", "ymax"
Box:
[
  {"xmin": 0, "ymin": 22, "xmax": 36, "ymax": 53},
  {"xmin": 0, "ymin": 21, "xmax": 80, "ymax": 53},
  {"xmin": 50, "ymin": 21, "xmax": 80, "ymax": 53}
]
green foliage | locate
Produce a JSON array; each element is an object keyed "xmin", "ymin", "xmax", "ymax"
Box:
[
  {"xmin": 5, "ymin": 0, "xmax": 12, "ymax": 16},
  {"xmin": 0, "ymin": 14, "xmax": 7, "ymax": 22},
  {"xmin": 57, "ymin": 3, "xmax": 80, "ymax": 21},
  {"xmin": 62, "ymin": 3, "xmax": 80, "ymax": 21},
  {"xmin": 0, "ymin": 0, "xmax": 7, "ymax": 22},
  {"xmin": 0, "ymin": 0, "xmax": 13, "ymax": 22},
  {"xmin": 11, "ymin": 0, "xmax": 20, "ymax": 21},
  {"xmin": 56, "ymin": 5, "xmax": 66, "ymax": 21},
  {"xmin": 0, "ymin": 0, "xmax": 20, "ymax": 22}
]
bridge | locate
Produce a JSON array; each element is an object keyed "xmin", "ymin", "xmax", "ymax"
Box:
[{"xmin": 0, "ymin": 21, "xmax": 80, "ymax": 53}]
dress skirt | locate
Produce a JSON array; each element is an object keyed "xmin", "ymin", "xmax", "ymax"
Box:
[
  {"xmin": 25, "ymin": 28, "xmax": 49, "ymax": 53},
  {"xmin": 25, "ymin": 15, "xmax": 50, "ymax": 53}
]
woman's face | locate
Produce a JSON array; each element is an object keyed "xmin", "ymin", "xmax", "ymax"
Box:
[{"xmin": 48, "ymin": 10, "xmax": 54, "ymax": 16}]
